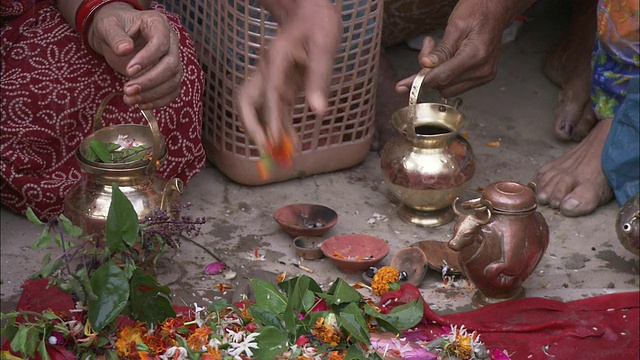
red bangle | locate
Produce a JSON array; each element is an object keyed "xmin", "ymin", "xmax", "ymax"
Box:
[{"xmin": 75, "ymin": 0, "xmax": 144, "ymax": 59}]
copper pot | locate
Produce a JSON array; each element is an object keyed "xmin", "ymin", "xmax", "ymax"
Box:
[
  {"xmin": 448, "ymin": 181, "xmax": 549, "ymax": 306},
  {"xmin": 380, "ymin": 68, "xmax": 475, "ymax": 227},
  {"xmin": 63, "ymin": 93, "xmax": 184, "ymax": 237}
]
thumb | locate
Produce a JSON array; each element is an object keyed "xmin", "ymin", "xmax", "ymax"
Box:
[
  {"xmin": 418, "ymin": 27, "xmax": 463, "ymax": 69},
  {"xmin": 97, "ymin": 22, "xmax": 136, "ymax": 56}
]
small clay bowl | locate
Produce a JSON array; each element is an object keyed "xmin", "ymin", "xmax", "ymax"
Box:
[
  {"xmin": 418, "ymin": 239, "xmax": 462, "ymax": 275},
  {"xmin": 293, "ymin": 236, "xmax": 325, "ymax": 260},
  {"xmin": 321, "ymin": 234, "xmax": 390, "ymax": 273},
  {"xmin": 274, "ymin": 204, "xmax": 338, "ymax": 238}
]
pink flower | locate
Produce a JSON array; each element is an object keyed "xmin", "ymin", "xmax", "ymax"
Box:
[
  {"xmin": 205, "ymin": 262, "xmax": 227, "ymax": 275},
  {"xmin": 310, "ymin": 298, "xmax": 329, "ymax": 312},
  {"xmin": 296, "ymin": 335, "xmax": 309, "ymax": 347},
  {"xmin": 490, "ymin": 349, "xmax": 512, "ymax": 360}
]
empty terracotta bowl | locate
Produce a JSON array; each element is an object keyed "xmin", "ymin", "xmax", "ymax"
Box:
[
  {"xmin": 320, "ymin": 234, "xmax": 390, "ymax": 273},
  {"xmin": 293, "ymin": 236, "xmax": 325, "ymax": 260},
  {"xmin": 274, "ymin": 204, "xmax": 338, "ymax": 238}
]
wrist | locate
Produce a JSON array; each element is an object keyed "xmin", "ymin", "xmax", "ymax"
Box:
[{"xmin": 75, "ymin": 0, "xmax": 144, "ymax": 59}]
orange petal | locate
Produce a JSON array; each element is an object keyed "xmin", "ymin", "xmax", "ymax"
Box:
[{"xmin": 486, "ymin": 141, "xmax": 500, "ymax": 147}]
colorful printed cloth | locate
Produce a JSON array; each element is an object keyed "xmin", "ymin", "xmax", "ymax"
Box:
[
  {"xmin": 594, "ymin": 0, "xmax": 640, "ymax": 205},
  {"xmin": 591, "ymin": 0, "xmax": 639, "ymax": 118},
  {"xmin": 1, "ymin": 1, "xmax": 206, "ymax": 219}
]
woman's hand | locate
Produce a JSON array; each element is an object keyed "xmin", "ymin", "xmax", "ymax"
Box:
[
  {"xmin": 237, "ymin": 0, "xmax": 342, "ymax": 150},
  {"xmin": 88, "ymin": 3, "xmax": 182, "ymax": 109},
  {"xmin": 396, "ymin": 0, "xmax": 535, "ymax": 98}
]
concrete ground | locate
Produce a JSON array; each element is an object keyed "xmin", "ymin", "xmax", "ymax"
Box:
[{"xmin": 1, "ymin": 1, "xmax": 638, "ymax": 317}]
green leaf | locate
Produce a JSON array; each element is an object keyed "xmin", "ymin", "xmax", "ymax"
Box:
[
  {"xmin": 89, "ymin": 140, "xmax": 112, "ymax": 163},
  {"xmin": 105, "ymin": 184, "xmax": 139, "ymax": 252},
  {"xmin": 344, "ymin": 344, "xmax": 367, "ymax": 360},
  {"xmin": 365, "ymin": 299, "xmax": 424, "ymax": 331},
  {"xmin": 37, "ymin": 340, "xmax": 51, "ymax": 360},
  {"xmin": 302, "ymin": 290, "xmax": 316, "ymax": 312},
  {"xmin": 103, "ymin": 350, "xmax": 119, "ymax": 360},
  {"xmin": 253, "ymin": 326, "xmax": 289, "ymax": 360},
  {"xmin": 129, "ymin": 268, "xmax": 175, "ymax": 324},
  {"xmin": 250, "ymin": 279, "xmax": 287, "ymax": 315},
  {"xmin": 59, "ymin": 214, "xmax": 84, "ymax": 238},
  {"xmin": 31, "ymin": 227, "xmax": 51, "ymax": 250},
  {"xmin": 1, "ymin": 316, "xmax": 18, "ymax": 342},
  {"xmin": 10, "ymin": 324, "xmax": 38, "ymax": 358},
  {"xmin": 336, "ymin": 302, "xmax": 370, "ymax": 343},
  {"xmin": 88, "ymin": 260, "xmax": 130, "ymax": 332},
  {"xmin": 25, "ymin": 208, "xmax": 44, "ymax": 225},
  {"xmin": 249, "ymin": 306, "xmax": 285, "ymax": 332},
  {"xmin": 29, "ymin": 253, "xmax": 63, "ymax": 280},
  {"xmin": 84, "ymin": 147, "xmax": 99, "ymax": 162},
  {"xmin": 327, "ymin": 278, "xmax": 362, "ymax": 305}
]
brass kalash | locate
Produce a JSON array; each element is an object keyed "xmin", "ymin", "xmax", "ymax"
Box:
[
  {"xmin": 380, "ymin": 68, "xmax": 476, "ymax": 227},
  {"xmin": 63, "ymin": 93, "xmax": 184, "ymax": 236}
]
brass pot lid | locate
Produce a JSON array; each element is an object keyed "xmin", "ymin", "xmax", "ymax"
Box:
[{"xmin": 482, "ymin": 181, "xmax": 537, "ymax": 213}]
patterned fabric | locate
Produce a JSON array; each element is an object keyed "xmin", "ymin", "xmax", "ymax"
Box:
[
  {"xmin": 596, "ymin": 0, "xmax": 640, "ymax": 205},
  {"xmin": 591, "ymin": 0, "xmax": 640, "ymax": 118},
  {"xmin": 1, "ymin": 0, "xmax": 206, "ymax": 219}
]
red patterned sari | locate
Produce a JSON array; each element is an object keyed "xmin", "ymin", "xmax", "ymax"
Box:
[{"xmin": 1, "ymin": 0, "xmax": 206, "ymax": 219}]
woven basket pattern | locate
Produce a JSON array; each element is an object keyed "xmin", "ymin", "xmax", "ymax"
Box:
[{"xmin": 158, "ymin": 0, "xmax": 382, "ymax": 185}]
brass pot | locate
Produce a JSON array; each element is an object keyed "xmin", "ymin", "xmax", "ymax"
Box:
[
  {"xmin": 63, "ymin": 93, "xmax": 184, "ymax": 237},
  {"xmin": 448, "ymin": 182, "xmax": 549, "ymax": 306},
  {"xmin": 380, "ymin": 68, "xmax": 476, "ymax": 227},
  {"xmin": 616, "ymin": 193, "xmax": 639, "ymax": 256}
]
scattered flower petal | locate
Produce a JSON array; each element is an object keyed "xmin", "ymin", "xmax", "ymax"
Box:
[{"xmin": 205, "ymin": 262, "xmax": 227, "ymax": 275}]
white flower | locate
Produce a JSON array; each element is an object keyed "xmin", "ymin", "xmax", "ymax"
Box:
[
  {"xmin": 227, "ymin": 331, "xmax": 259, "ymax": 359},
  {"xmin": 160, "ymin": 346, "xmax": 188, "ymax": 360},
  {"xmin": 114, "ymin": 134, "xmax": 135, "ymax": 150},
  {"xmin": 226, "ymin": 328, "xmax": 245, "ymax": 343},
  {"xmin": 194, "ymin": 302, "xmax": 207, "ymax": 327},
  {"xmin": 48, "ymin": 335, "xmax": 58, "ymax": 345}
]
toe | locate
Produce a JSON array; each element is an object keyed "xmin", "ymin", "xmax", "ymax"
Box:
[
  {"xmin": 560, "ymin": 190, "xmax": 599, "ymax": 217},
  {"xmin": 571, "ymin": 105, "xmax": 597, "ymax": 141}
]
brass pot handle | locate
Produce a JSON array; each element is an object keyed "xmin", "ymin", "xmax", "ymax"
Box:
[
  {"xmin": 93, "ymin": 92, "xmax": 162, "ymax": 175},
  {"xmin": 406, "ymin": 68, "xmax": 464, "ymax": 139}
]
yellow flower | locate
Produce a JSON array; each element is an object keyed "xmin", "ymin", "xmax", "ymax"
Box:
[
  {"xmin": 371, "ymin": 266, "xmax": 399, "ymax": 295},
  {"xmin": 312, "ymin": 314, "xmax": 343, "ymax": 347},
  {"xmin": 115, "ymin": 322, "xmax": 147, "ymax": 358}
]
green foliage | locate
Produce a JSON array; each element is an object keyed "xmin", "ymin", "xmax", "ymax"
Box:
[
  {"xmin": 2, "ymin": 183, "xmax": 188, "ymax": 358},
  {"xmin": 245, "ymin": 274, "xmax": 424, "ymax": 358},
  {"xmin": 84, "ymin": 140, "xmax": 150, "ymax": 163}
]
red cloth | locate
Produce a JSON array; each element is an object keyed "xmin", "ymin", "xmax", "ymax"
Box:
[
  {"xmin": 1, "ymin": 1, "xmax": 206, "ymax": 219},
  {"xmin": 383, "ymin": 284, "xmax": 639, "ymax": 359}
]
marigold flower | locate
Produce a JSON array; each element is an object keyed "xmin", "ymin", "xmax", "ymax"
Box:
[
  {"xmin": 143, "ymin": 333, "xmax": 173, "ymax": 355},
  {"xmin": 160, "ymin": 317, "xmax": 185, "ymax": 340},
  {"xmin": 115, "ymin": 322, "xmax": 147, "ymax": 358},
  {"xmin": 327, "ymin": 350, "xmax": 346, "ymax": 360},
  {"xmin": 371, "ymin": 266, "xmax": 400, "ymax": 296},
  {"xmin": 202, "ymin": 347, "xmax": 223, "ymax": 360},
  {"xmin": 188, "ymin": 325, "xmax": 213, "ymax": 350},
  {"xmin": 312, "ymin": 314, "xmax": 342, "ymax": 347}
]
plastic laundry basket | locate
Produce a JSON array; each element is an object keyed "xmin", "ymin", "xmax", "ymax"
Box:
[{"xmin": 158, "ymin": 0, "xmax": 382, "ymax": 185}]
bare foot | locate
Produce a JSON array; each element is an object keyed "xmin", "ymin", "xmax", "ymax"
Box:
[
  {"xmin": 543, "ymin": 0, "xmax": 598, "ymax": 141},
  {"xmin": 372, "ymin": 51, "xmax": 407, "ymax": 152},
  {"xmin": 536, "ymin": 118, "xmax": 614, "ymax": 217}
]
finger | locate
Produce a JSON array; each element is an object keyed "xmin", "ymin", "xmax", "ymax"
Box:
[
  {"xmin": 126, "ymin": 15, "xmax": 172, "ymax": 76},
  {"xmin": 436, "ymin": 71, "xmax": 494, "ymax": 98},
  {"xmin": 418, "ymin": 25, "xmax": 465, "ymax": 69},
  {"xmin": 98, "ymin": 19, "xmax": 136, "ymax": 56},
  {"xmin": 395, "ymin": 74, "xmax": 416, "ymax": 93},
  {"xmin": 303, "ymin": 28, "xmax": 339, "ymax": 114},
  {"xmin": 124, "ymin": 72, "xmax": 181, "ymax": 108},
  {"xmin": 417, "ymin": 36, "xmax": 437, "ymax": 66},
  {"xmin": 123, "ymin": 53, "xmax": 181, "ymax": 100},
  {"xmin": 423, "ymin": 45, "xmax": 495, "ymax": 95},
  {"xmin": 263, "ymin": 38, "xmax": 301, "ymax": 145},
  {"xmin": 237, "ymin": 73, "xmax": 268, "ymax": 149}
]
